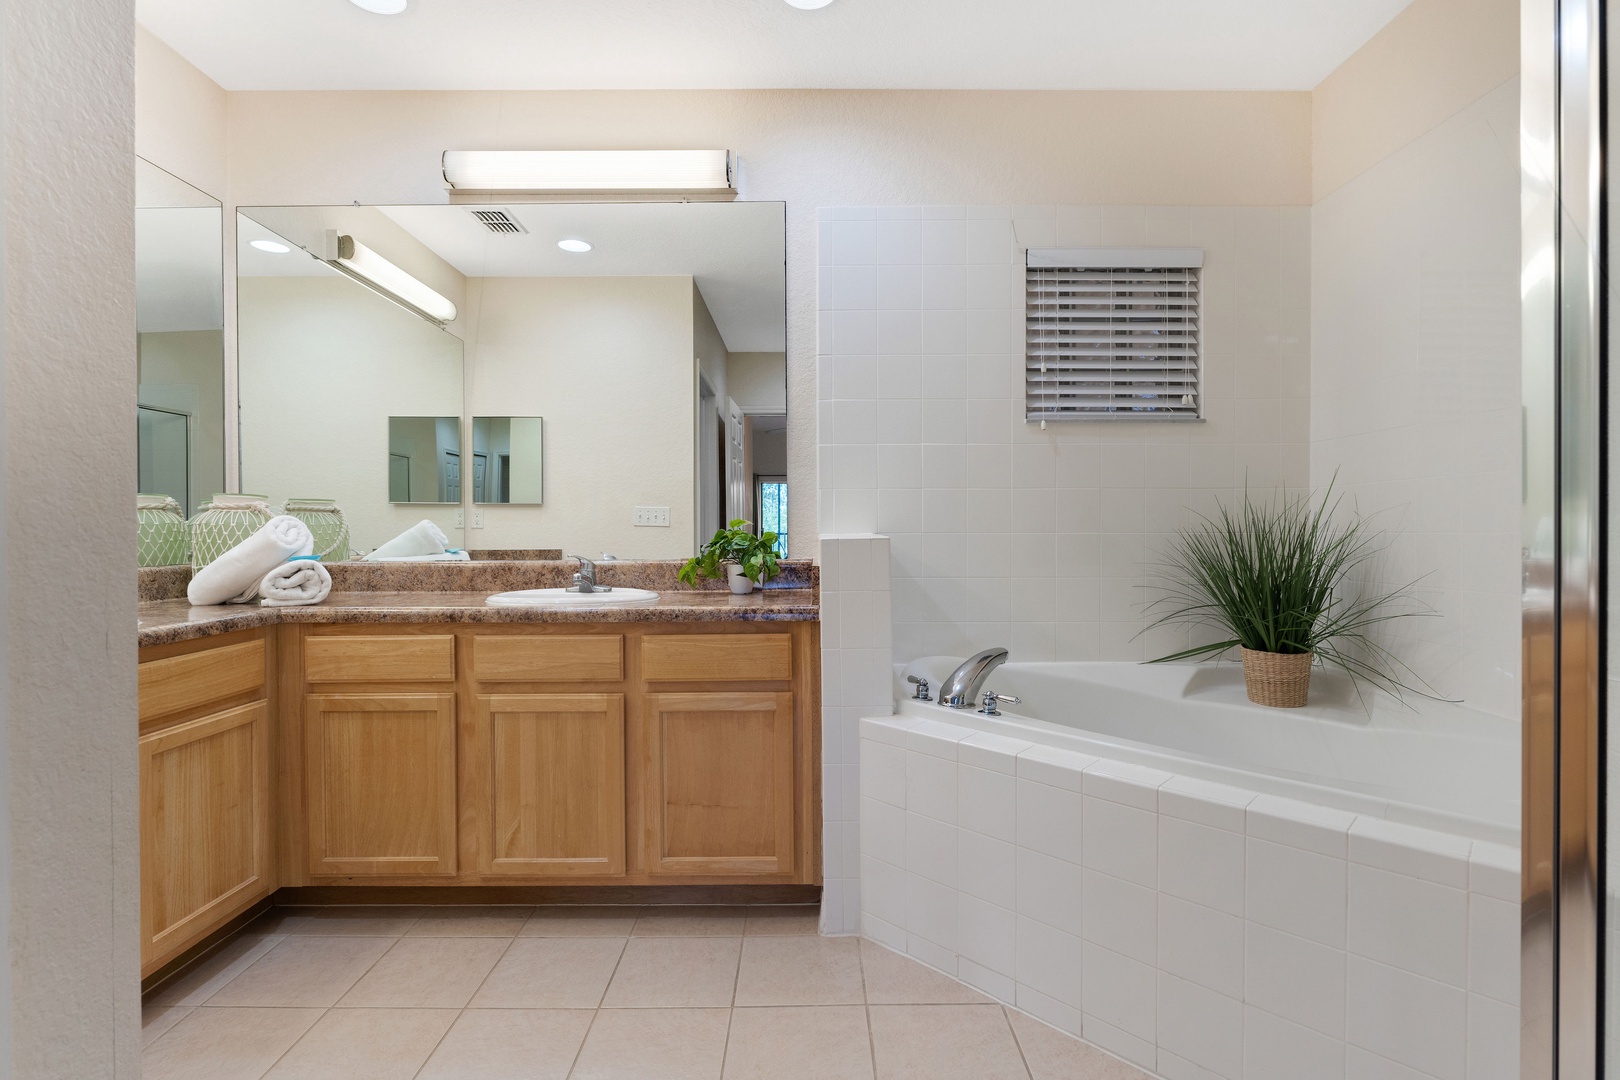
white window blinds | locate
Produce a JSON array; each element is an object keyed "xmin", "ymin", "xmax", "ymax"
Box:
[{"xmin": 1025, "ymin": 248, "xmax": 1204, "ymax": 421}]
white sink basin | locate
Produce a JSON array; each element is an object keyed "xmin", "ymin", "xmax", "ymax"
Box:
[{"xmin": 486, "ymin": 587, "xmax": 660, "ymax": 607}]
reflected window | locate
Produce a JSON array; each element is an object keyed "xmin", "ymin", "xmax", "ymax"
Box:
[{"xmin": 757, "ymin": 476, "xmax": 788, "ymax": 557}]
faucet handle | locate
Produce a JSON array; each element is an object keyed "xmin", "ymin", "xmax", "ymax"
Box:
[
  {"xmin": 980, "ymin": 691, "xmax": 1020, "ymax": 716},
  {"xmin": 906, "ymin": 675, "xmax": 932, "ymax": 702}
]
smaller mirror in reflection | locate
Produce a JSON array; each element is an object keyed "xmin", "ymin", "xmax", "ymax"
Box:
[
  {"xmin": 388, "ymin": 416, "xmax": 463, "ymax": 503},
  {"xmin": 472, "ymin": 417, "xmax": 544, "ymax": 505}
]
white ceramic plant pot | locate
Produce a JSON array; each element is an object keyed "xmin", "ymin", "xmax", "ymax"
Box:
[{"xmin": 727, "ymin": 564, "xmax": 755, "ymax": 595}]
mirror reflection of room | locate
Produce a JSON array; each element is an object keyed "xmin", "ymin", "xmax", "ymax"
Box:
[{"xmin": 234, "ymin": 201, "xmax": 786, "ymax": 559}]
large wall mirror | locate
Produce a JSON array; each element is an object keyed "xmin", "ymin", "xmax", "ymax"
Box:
[
  {"xmin": 235, "ymin": 201, "xmax": 787, "ymax": 559},
  {"xmin": 137, "ymin": 159, "xmax": 225, "ymax": 522}
]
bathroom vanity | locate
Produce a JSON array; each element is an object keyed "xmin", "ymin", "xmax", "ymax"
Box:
[{"xmin": 135, "ymin": 566, "xmax": 819, "ymax": 979}]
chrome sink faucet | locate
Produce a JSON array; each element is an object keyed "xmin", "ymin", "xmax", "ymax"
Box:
[
  {"xmin": 939, "ymin": 647, "xmax": 1009, "ymax": 709},
  {"xmin": 567, "ymin": 555, "xmax": 612, "ymax": 594}
]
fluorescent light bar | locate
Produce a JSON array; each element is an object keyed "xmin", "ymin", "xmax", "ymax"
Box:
[
  {"xmin": 327, "ymin": 232, "xmax": 457, "ymax": 323},
  {"xmin": 442, "ymin": 150, "xmax": 732, "ymax": 193}
]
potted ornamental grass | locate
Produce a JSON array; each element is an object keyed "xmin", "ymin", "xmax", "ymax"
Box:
[
  {"xmin": 1143, "ymin": 483, "xmax": 1438, "ymax": 708},
  {"xmin": 680, "ymin": 519, "xmax": 783, "ymax": 594}
]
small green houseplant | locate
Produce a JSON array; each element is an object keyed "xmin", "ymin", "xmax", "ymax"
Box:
[
  {"xmin": 1143, "ymin": 484, "xmax": 1437, "ymax": 708},
  {"xmin": 680, "ymin": 519, "xmax": 783, "ymax": 594}
]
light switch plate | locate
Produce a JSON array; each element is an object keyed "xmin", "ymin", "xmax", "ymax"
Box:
[{"xmin": 633, "ymin": 506, "xmax": 671, "ymax": 527}]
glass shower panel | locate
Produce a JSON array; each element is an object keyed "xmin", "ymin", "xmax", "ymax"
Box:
[{"xmin": 137, "ymin": 404, "xmax": 190, "ymax": 509}]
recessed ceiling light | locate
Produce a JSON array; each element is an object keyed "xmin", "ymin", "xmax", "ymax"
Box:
[
  {"xmin": 557, "ymin": 239, "xmax": 592, "ymax": 253},
  {"xmin": 784, "ymin": 0, "xmax": 836, "ymax": 8},
  {"xmin": 250, "ymin": 239, "xmax": 292, "ymax": 254},
  {"xmin": 349, "ymin": 0, "xmax": 407, "ymax": 13}
]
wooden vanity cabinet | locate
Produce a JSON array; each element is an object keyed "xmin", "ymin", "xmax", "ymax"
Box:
[{"xmin": 137, "ymin": 633, "xmax": 274, "ymax": 977}]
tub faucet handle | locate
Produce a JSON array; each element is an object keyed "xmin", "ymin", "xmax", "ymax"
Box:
[
  {"xmin": 980, "ymin": 691, "xmax": 1020, "ymax": 716},
  {"xmin": 906, "ymin": 675, "xmax": 932, "ymax": 702}
]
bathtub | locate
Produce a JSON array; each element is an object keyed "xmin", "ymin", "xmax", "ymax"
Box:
[
  {"xmin": 857, "ymin": 657, "xmax": 1521, "ymax": 1079},
  {"xmin": 896, "ymin": 656, "xmax": 1520, "ymax": 845}
]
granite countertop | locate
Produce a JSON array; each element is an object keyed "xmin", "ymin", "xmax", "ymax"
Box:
[{"xmin": 138, "ymin": 588, "xmax": 820, "ymax": 648}]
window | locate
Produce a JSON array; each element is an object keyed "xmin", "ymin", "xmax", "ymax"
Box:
[
  {"xmin": 1025, "ymin": 248, "xmax": 1204, "ymax": 421},
  {"xmin": 757, "ymin": 477, "xmax": 788, "ymax": 557}
]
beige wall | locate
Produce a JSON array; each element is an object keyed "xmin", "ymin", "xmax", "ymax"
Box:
[
  {"xmin": 1311, "ymin": 0, "xmax": 1519, "ymax": 201},
  {"xmin": 219, "ymin": 88, "xmax": 1312, "ymax": 555},
  {"xmin": 466, "ymin": 276, "xmax": 697, "ymax": 558},
  {"xmin": 138, "ymin": 329, "xmax": 227, "ymax": 514},
  {"xmin": 10, "ymin": 0, "xmax": 140, "ymax": 1073},
  {"xmin": 136, "ymin": 26, "xmax": 227, "ymax": 200},
  {"xmin": 727, "ymin": 352, "xmax": 787, "ymax": 413},
  {"xmin": 238, "ymin": 275, "xmax": 465, "ymax": 554}
]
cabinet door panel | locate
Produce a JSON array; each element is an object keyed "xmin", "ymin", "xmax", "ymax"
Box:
[
  {"xmin": 305, "ymin": 693, "xmax": 457, "ymax": 877},
  {"xmin": 472, "ymin": 694, "xmax": 625, "ymax": 877},
  {"xmin": 643, "ymin": 692, "xmax": 794, "ymax": 876},
  {"xmin": 140, "ymin": 701, "xmax": 271, "ymax": 970}
]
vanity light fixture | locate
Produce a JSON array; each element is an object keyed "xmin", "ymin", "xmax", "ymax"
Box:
[
  {"xmin": 323, "ymin": 231, "xmax": 458, "ymax": 324},
  {"xmin": 348, "ymin": 0, "xmax": 407, "ymax": 13},
  {"xmin": 441, "ymin": 150, "xmax": 733, "ymax": 195},
  {"xmin": 249, "ymin": 239, "xmax": 292, "ymax": 254},
  {"xmin": 557, "ymin": 239, "xmax": 592, "ymax": 253}
]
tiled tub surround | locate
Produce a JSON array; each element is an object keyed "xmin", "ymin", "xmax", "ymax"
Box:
[{"xmin": 858, "ymin": 713, "xmax": 1519, "ymax": 1080}]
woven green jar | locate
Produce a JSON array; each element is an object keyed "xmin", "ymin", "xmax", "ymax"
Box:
[
  {"xmin": 136, "ymin": 494, "xmax": 189, "ymax": 567},
  {"xmin": 189, "ymin": 494, "xmax": 273, "ymax": 569},
  {"xmin": 284, "ymin": 498, "xmax": 350, "ymax": 561}
]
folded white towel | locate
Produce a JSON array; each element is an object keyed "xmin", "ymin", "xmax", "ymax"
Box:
[
  {"xmin": 364, "ymin": 519, "xmax": 449, "ymax": 560},
  {"xmin": 188, "ymin": 516, "xmax": 315, "ymax": 606},
  {"xmin": 259, "ymin": 557, "xmax": 333, "ymax": 607},
  {"xmin": 363, "ymin": 550, "xmax": 471, "ymax": 562}
]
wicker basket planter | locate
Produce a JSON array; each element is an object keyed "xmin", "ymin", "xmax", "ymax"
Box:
[{"xmin": 1240, "ymin": 648, "xmax": 1313, "ymax": 708}]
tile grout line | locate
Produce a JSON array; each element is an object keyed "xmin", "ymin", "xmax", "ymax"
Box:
[
  {"xmin": 563, "ymin": 927, "xmax": 635, "ymax": 1079},
  {"xmin": 405, "ymin": 924, "xmax": 532, "ymax": 1080},
  {"xmin": 716, "ymin": 929, "xmax": 748, "ymax": 1078},
  {"xmin": 999, "ymin": 1003, "xmax": 1037, "ymax": 1080},
  {"xmin": 859, "ymin": 938, "xmax": 880, "ymax": 1080}
]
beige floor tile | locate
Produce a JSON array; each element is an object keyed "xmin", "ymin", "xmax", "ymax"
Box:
[
  {"xmin": 722, "ymin": 1005, "xmax": 875, "ymax": 1080},
  {"xmin": 406, "ymin": 906, "xmax": 534, "ymax": 937},
  {"xmin": 278, "ymin": 905, "xmax": 427, "ymax": 936},
  {"xmin": 519, "ymin": 906, "xmax": 640, "ymax": 937},
  {"xmin": 338, "ymin": 937, "xmax": 509, "ymax": 1008},
  {"xmin": 859, "ymin": 940, "xmax": 994, "ymax": 1005},
  {"xmin": 141, "ymin": 1006, "xmax": 322, "ymax": 1080},
  {"xmin": 468, "ymin": 937, "xmax": 626, "ymax": 1009},
  {"xmin": 743, "ymin": 905, "xmax": 822, "ymax": 936},
  {"xmin": 415, "ymin": 1008, "xmax": 593, "ymax": 1080},
  {"xmin": 1007, "ymin": 1009, "xmax": 1152, "ymax": 1080},
  {"xmin": 206, "ymin": 936, "xmax": 393, "ymax": 1008},
  {"xmin": 262, "ymin": 1008, "xmax": 458, "ymax": 1079},
  {"xmin": 148, "ymin": 933, "xmax": 286, "ymax": 1006},
  {"xmin": 869, "ymin": 1004, "xmax": 1030, "ymax": 1080},
  {"xmin": 735, "ymin": 936, "xmax": 864, "ymax": 1005},
  {"xmin": 570, "ymin": 1007, "xmax": 730, "ymax": 1080},
  {"xmin": 142, "ymin": 1004, "xmax": 193, "ymax": 1048},
  {"xmin": 631, "ymin": 905, "xmax": 748, "ymax": 936},
  {"xmin": 601, "ymin": 937, "xmax": 741, "ymax": 1007}
]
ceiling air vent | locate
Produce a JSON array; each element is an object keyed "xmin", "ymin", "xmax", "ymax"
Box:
[{"xmin": 468, "ymin": 209, "xmax": 527, "ymax": 235}]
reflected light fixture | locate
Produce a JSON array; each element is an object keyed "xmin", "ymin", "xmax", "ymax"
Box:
[
  {"xmin": 557, "ymin": 239, "xmax": 592, "ymax": 253},
  {"xmin": 442, "ymin": 150, "xmax": 732, "ymax": 194},
  {"xmin": 349, "ymin": 0, "xmax": 407, "ymax": 13},
  {"xmin": 324, "ymin": 231, "xmax": 458, "ymax": 324},
  {"xmin": 784, "ymin": 0, "xmax": 836, "ymax": 8},
  {"xmin": 249, "ymin": 239, "xmax": 291, "ymax": 254}
]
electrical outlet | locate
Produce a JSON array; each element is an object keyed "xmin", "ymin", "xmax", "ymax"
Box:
[
  {"xmin": 454, "ymin": 509, "xmax": 464, "ymax": 528},
  {"xmin": 472, "ymin": 508, "xmax": 484, "ymax": 529},
  {"xmin": 633, "ymin": 506, "xmax": 671, "ymax": 527}
]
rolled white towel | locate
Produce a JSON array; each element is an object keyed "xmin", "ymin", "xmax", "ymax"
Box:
[
  {"xmin": 364, "ymin": 550, "xmax": 471, "ymax": 562},
  {"xmin": 188, "ymin": 516, "xmax": 315, "ymax": 606},
  {"xmin": 259, "ymin": 556, "xmax": 333, "ymax": 607},
  {"xmin": 364, "ymin": 519, "xmax": 449, "ymax": 560}
]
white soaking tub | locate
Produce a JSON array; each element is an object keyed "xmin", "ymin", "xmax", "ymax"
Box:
[{"xmin": 857, "ymin": 657, "xmax": 1521, "ymax": 1080}]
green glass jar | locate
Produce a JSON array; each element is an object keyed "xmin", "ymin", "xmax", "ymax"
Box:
[
  {"xmin": 136, "ymin": 494, "xmax": 189, "ymax": 567},
  {"xmin": 188, "ymin": 494, "xmax": 273, "ymax": 569},
  {"xmin": 284, "ymin": 498, "xmax": 350, "ymax": 561}
]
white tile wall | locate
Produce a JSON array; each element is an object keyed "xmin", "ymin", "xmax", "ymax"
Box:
[
  {"xmin": 818, "ymin": 534, "xmax": 894, "ymax": 932},
  {"xmin": 817, "ymin": 204, "xmax": 1311, "ymax": 665},
  {"xmin": 859, "ymin": 714, "xmax": 1519, "ymax": 1079},
  {"xmin": 1310, "ymin": 79, "xmax": 1522, "ymax": 722}
]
